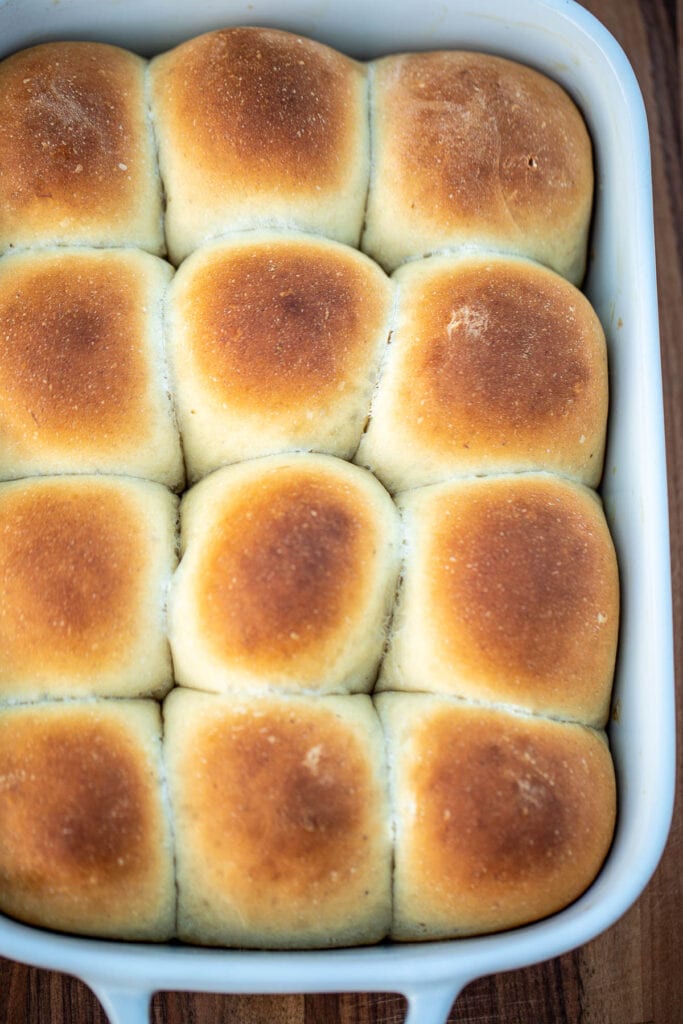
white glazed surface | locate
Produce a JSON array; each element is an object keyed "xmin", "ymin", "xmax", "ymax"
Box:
[{"xmin": 0, "ymin": 2, "xmax": 674, "ymax": 1023}]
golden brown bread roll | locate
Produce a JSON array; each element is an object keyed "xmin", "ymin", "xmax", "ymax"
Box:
[
  {"xmin": 376, "ymin": 693, "xmax": 616, "ymax": 939},
  {"xmin": 164, "ymin": 688, "xmax": 392, "ymax": 948},
  {"xmin": 379, "ymin": 473, "xmax": 619, "ymax": 726},
  {"xmin": 169, "ymin": 454, "xmax": 400, "ymax": 695},
  {"xmin": 0, "ymin": 700, "xmax": 175, "ymax": 939},
  {"xmin": 0, "ymin": 247, "xmax": 183, "ymax": 488},
  {"xmin": 167, "ymin": 232, "xmax": 393, "ymax": 482},
  {"xmin": 0, "ymin": 475, "xmax": 178, "ymax": 700},
  {"xmin": 0, "ymin": 42, "xmax": 163, "ymax": 255},
  {"xmin": 150, "ymin": 28, "xmax": 369, "ymax": 264},
  {"xmin": 363, "ymin": 51, "xmax": 593, "ymax": 282},
  {"xmin": 356, "ymin": 253, "xmax": 608, "ymax": 491}
]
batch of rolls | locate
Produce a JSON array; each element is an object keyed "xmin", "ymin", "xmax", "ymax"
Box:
[{"xmin": 0, "ymin": 27, "xmax": 619, "ymax": 947}]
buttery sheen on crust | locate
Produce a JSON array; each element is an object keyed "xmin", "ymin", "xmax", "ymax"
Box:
[
  {"xmin": 376, "ymin": 694, "xmax": 616, "ymax": 939},
  {"xmin": 168, "ymin": 232, "xmax": 393, "ymax": 481},
  {"xmin": 0, "ymin": 475, "xmax": 178, "ymax": 700},
  {"xmin": 0, "ymin": 42, "xmax": 163, "ymax": 255},
  {"xmin": 356, "ymin": 253, "xmax": 607, "ymax": 491},
  {"xmin": 169, "ymin": 454, "xmax": 400, "ymax": 695},
  {"xmin": 363, "ymin": 51, "xmax": 593, "ymax": 282},
  {"xmin": 164, "ymin": 689, "xmax": 391, "ymax": 948},
  {"xmin": 0, "ymin": 248, "xmax": 183, "ymax": 487},
  {"xmin": 0, "ymin": 700, "xmax": 175, "ymax": 940},
  {"xmin": 150, "ymin": 28, "xmax": 369, "ymax": 264},
  {"xmin": 380, "ymin": 474, "xmax": 619, "ymax": 726}
]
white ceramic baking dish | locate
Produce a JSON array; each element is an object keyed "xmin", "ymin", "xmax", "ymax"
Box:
[{"xmin": 0, "ymin": 1, "xmax": 674, "ymax": 1022}]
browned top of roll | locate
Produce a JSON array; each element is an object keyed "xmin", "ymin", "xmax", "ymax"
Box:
[
  {"xmin": 178, "ymin": 699, "xmax": 379, "ymax": 899},
  {"xmin": 0, "ymin": 478, "xmax": 144, "ymax": 676},
  {"xmin": 395, "ymin": 257, "xmax": 606, "ymax": 455},
  {"xmin": 403, "ymin": 702, "xmax": 615, "ymax": 930},
  {"xmin": 0, "ymin": 42, "xmax": 148, "ymax": 231},
  {"xmin": 152, "ymin": 27, "xmax": 362, "ymax": 192},
  {"xmin": 0, "ymin": 251, "xmax": 155, "ymax": 455},
  {"xmin": 377, "ymin": 50, "xmax": 592, "ymax": 239},
  {"xmin": 424, "ymin": 476, "xmax": 618, "ymax": 709},
  {"xmin": 0, "ymin": 703, "xmax": 168, "ymax": 934},
  {"xmin": 176, "ymin": 238, "xmax": 389, "ymax": 412},
  {"xmin": 195, "ymin": 467, "xmax": 380, "ymax": 672}
]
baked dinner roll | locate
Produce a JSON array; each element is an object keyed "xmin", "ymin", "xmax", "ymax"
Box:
[
  {"xmin": 168, "ymin": 232, "xmax": 393, "ymax": 481},
  {"xmin": 0, "ymin": 475, "xmax": 178, "ymax": 701},
  {"xmin": 356, "ymin": 253, "xmax": 608, "ymax": 491},
  {"xmin": 164, "ymin": 689, "xmax": 391, "ymax": 947},
  {"xmin": 0, "ymin": 700, "xmax": 175, "ymax": 940},
  {"xmin": 169, "ymin": 454, "xmax": 400, "ymax": 695},
  {"xmin": 0, "ymin": 42, "xmax": 163, "ymax": 255},
  {"xmin": 363, "ymin": 51, "xmax": 593, "ymax": 282},
  {"xmin": 0, "ymin": 248, "xmax": 183, "ymax": 488},
  {"xmin": 376, "ymin": 693, "xmax": 616, "ymax": 939},
  {"xmin": 150, "ymin": 28, "xmax": 369, "ymax": 264},
  {"xmin": 380, "ymin": 474, "xmax": 619, "ymax": 726}
]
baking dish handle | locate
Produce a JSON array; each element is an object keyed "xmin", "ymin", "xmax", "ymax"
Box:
[
  {"xmin": 89, "ymin": 983, "xmax": 152, "ymax": 1024},
  {"xmin": 88, "ymin": 980, "xmax": 466, "ymax": 1023},
  {"xmin": 403, "ymin": 980, "xmax": 465, "ymax": 1024}
]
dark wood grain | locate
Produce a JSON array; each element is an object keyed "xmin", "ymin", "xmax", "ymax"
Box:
[{"xmin": 1, "ymin": 1, "xmax": 680, "ymax": 1021}]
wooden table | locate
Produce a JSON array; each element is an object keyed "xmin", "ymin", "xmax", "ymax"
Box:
[{"xmin": 1, "ymin": 1, "xmax": 680, "ymax": 1021}]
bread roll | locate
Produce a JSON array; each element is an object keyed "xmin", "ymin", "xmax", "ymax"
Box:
[
  {"xmin": 169, "ymin": 454, "xmax": 400, "ymax": 695},
  {"xmin": 164, "ymin": 689, "xmax": 391, "ymax": 948},
  {"xmin": 376, "ymin": 693, "xmax": 616, "ymax": 939},
  {"xmin": 363, "ymin": 51, "xmax": 593, "ymax": 282},
  {"xmin": 0, "ymin": 42, "xmax": 163, "ymax": 255},
  {"xmin": 356, "ymin": 253, "xmax": 607, "ymax": 491},
  {"xmin": 168, "ymin": 232, "xmax": 393, "ymax": 482},
  {"xmin": 380, "ymin": 473, "xmax": 619, "ymax": 726},
  {"xmin": 150, "ymin": 28, "xmax": 369, "ymax": 264},
  {"xmin": 0, "ymin": 247, "xmax": 183, "ymax": 488},
  {"xmin": 0, "ymin": 700, "xmax": 175, "ymax": 939},
  {"xmin": 0, "ymin": 475, "xmax": 178, "ymax": 700}
]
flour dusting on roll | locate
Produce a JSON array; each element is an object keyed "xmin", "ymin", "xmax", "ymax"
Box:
[
  {"xmin": 377, "ymin": 693, "xmax": 616, "ymax": 939},
  {"xmin": 0, "ymin": 42, "xmax": 163, "ymax": 255},
  {"xmin": 165, "ymin": 689, "xmax": 391, "ymax": 948},
  {"xmin": 363, "ymin": 51, "xmax": 593, "ymax": 282},
  {"xmin": 356, "ymin": 253, "xmax": 607, "ymax": 491}
]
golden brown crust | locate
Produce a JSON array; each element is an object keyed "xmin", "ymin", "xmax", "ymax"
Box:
[
  {"xmin": 0, "ymin": 483, "xmax": 137, "ymax": 673},
  {"xmin": 187, "ymin": 704, "xmax": 371, "ymax": 895},
  {"xmin": 428, "ymin": 479, "xmax": 617, "ymax": 694},
  {"xmin": 196, "ymin": 471, "xmax": 375, "ymax": 673},
  {"xmin": 358, "ymin": 255, "xmax": 607, "ymax": 489},
  {"xmin": 388, "ymin": 51, "xmax": 590, "ymax": 227},
  {"xmin": 176, "ymin": 238, "xmax": 388, "ymax": 413},
  {"xmin": 166, "ymin": 690, "xmax": 391, "ymax": 946},
  {"xmin": 0, "ymin": 42, "xmax": 160, "ymax": 249},
  {"xmin": 152, "ymin": 28, "xmax": 361, "ymax": 194},
  {"xmin": 399, "ymin": 258, "xmax": 604, "ymax": 454},
  {"xmin": 0, "ymin": 702, "xmax": 173, "ymax": 938},
  {"xmin": 382, "ymin": 475, "xmax": 619, "ymax": 725},
  {"xmin": 0, "ymin": 250, "xmax": 162, "ymax": 463},
  {"xmin": 365, "ymin": 51, "xmax": 593, "ymax": 279},
  {"xmin": 382, "ymin": 697, "xmax": 616, "ymax": 937}
]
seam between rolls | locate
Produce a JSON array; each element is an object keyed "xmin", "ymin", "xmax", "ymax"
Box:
[
  {"xmin": 350, "ymin": 266, "xmax": 401, "ymax": 467},
  {"xmin": 143, "ymin": 58, "xmax": 168, "ymax": 259},
  {"xmin": 358, "ymin": 59, "xmax": 375, "ymax": 249},
  {"xmin": 157, "ymin": 699, "xmax": 180, "ymax": 939}
]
